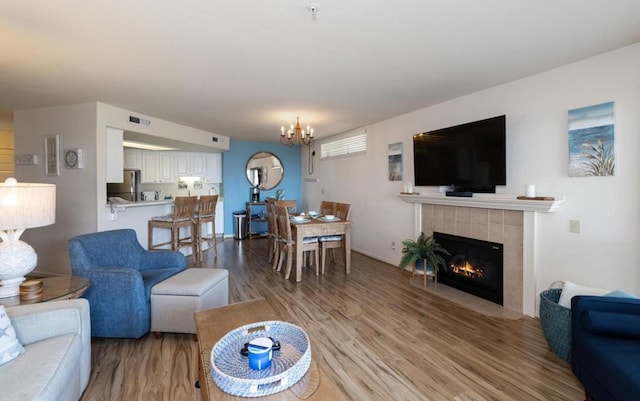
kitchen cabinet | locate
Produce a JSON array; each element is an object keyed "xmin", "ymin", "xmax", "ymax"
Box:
[
  {"xmin": 174, "ymin": 153, "xmax": 190, "ymax": 176},
  {"xmin": 106, "ymin": 127, "xmax": 124, "ymax": 182},
  {"xmin": 215, "ymin": 201, "xmax": 224, "ymax": 235},
  {"xmin": 120, "ymin": 150, "xmax": 221, "ymax": 184},
  {"xmin": 174, "ymin": 152, "xmax": 206, "ymax": 177},
  {"xmin": 191, "ymin": 153, "xmax": 206, "ymax": 176},
  {"xmin": 158, "ymin": 152, "xmax": 175, "ymax": 183},
  {"xmin": 205, "ymin": 153, "xmax": 222, "ymax": 183},
  {"xmin": 123, "ymin": 148, "xmax": 142, "ymax": 170},
  {"xmin": 140, "ymin": 151, "xmax": 158, "ymax": 183}
]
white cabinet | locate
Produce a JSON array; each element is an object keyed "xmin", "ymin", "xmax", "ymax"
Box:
[
  {"xmin": 106, "ymin": 127, "xmax": 124, "ymax": 182},
  {"xmin": 140, "ymin": 151, "xmax": 158, "ymax": 183},
  {"xmin": 123, "ymin": 151, "xmax": 221, "ymax": 184},
  {"xmin": 191, "ymin": 153, "xmax": 206, "ymax": 176},
  {"xmin": 123, "ymin": 148, "xmax": 142, "ymax": 170},
  {"xmin": 158, "ymin": 153, "xmax": 174, "ymax": 183},
  {"xmin": 215, "ymin": 201, "xmax": 224, "ymax": 235},
  {"xmin": 205, "ymin": 153, "xmax": 222, "ymax": 183},
  {"xmin": 174, "ymin": 152, "xmax": 206, "ymax": 177},
  {"xmin": 173, "ymin": 153, "xmax": 190, "ymax": 177}
]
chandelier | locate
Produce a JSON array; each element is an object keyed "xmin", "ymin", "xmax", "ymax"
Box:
[{"xmin": 280, "ymin": 117, "xmax": 314, "ymax": 147}]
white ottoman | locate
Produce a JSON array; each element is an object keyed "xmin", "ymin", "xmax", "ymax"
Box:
[{"xmin": 151, "ymin": 268, "xmax": 229, "ymax": 336}]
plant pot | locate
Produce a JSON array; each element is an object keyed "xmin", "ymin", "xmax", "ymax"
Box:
[{"xmin": 414, "ymin": 258, "xmax": 434, "ymax": 276}]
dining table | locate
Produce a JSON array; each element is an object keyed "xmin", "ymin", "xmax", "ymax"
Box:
[{"xmin": 290, "ymin": 215, "xmax": 352, "ymax": 282}]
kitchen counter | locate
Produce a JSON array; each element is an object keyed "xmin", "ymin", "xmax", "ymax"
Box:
[
  {"xmin": 104, "ymin": 198, "xmax": 225, "ymax": 248},
  {"xmin": 105, "ymin": 200, "xmax": 174, "ymax": 208}
]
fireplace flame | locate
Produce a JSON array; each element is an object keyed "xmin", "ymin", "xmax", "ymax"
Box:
[{"xmin": 450, "ymin": 259, "xmax": 484, "ymax": 279}]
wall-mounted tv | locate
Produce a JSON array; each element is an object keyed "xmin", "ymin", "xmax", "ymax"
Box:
[{"xmin": 413, "ymin": 115, "xmax": 506, "ymax": 193}]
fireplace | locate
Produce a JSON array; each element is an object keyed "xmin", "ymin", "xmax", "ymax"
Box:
[{"xmin": 433, "ymin": 232, "xmax": 504, "ymax": 305}]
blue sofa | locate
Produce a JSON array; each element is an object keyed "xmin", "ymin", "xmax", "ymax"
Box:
[
  {"xmin": 571, "ymin": 295, "xmax": 640, "ymax": 401},
  {"xmin": 68, "ymin": 229, "xmax": 186, "ymax": 338}
]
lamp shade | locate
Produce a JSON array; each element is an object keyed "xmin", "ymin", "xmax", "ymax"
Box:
[
  {"xmin": 0, "ymin": 178, "xmax": 56, "ymax": 231},
  {"xmin": 0, "ymin": 178, "xmax": 56, "ymax": 298}
]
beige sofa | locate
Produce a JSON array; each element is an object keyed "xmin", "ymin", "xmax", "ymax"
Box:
[{"xmin": 0, "ymin": 299, "xmax": 91, "ymax": 401}]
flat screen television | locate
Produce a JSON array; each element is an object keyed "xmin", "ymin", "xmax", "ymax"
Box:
[{"xmin": 413, "ymin": 115, "xmax": 506, "ymax": 193}]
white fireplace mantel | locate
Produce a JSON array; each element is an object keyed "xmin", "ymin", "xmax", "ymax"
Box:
[
  {"xmin": 399, "ymin": 192, "xmax": 565, "ymax": 316},
  {"xmin": 398, "ymin": 192, "xmax": 564, "ymax": 213}
]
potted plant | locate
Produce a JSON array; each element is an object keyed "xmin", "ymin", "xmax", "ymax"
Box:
[{"xmin": 399, "ymin": 232, "xmax": 450, "ymax": 277}]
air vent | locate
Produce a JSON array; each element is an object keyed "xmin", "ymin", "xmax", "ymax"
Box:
[{"xmin": 129, "ymin": 116, "xmax": 151, "ymax": 126}]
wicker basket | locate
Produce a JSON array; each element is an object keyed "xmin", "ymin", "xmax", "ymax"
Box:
[
  {"xmin": 539, "ymin": 288, "xmax": 571, "ymax": 362},
  {"xmin": 210, "ymin": 320, "xmax": 311, "ymax": 397}
]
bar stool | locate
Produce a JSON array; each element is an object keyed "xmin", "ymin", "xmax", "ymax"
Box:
[
  {"xmin": 195, "ymin": 195, "xmax": 218, "ymax": 262},
  {"xmin": 148, "ymin": 196, "xmax": 199, "ymax": 265}
]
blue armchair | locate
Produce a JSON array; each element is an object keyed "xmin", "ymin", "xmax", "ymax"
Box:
[
  {"xmin": 68, "ymin": 229, "xmax": 186, "ymax": 338},
  {"xmin": 571, "ymin": 295, "xmax": 640, "ymax": 401}
]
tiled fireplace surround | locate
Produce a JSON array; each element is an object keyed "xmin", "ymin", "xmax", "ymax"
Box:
[
  {"xmin": 421, "ymin": 204, "xmax": 524, "ymax": 313},
  {"xmin": 400, "ymin": 193, "xmax": 564, "ymax": 316}
]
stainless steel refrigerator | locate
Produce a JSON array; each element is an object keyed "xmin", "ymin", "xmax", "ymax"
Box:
[{"xmin": 107, "ymin": 169, "xmax": 140, "ymax": 202}]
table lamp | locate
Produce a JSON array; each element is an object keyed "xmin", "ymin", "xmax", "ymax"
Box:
[{"xmin": 0, "ymin": 177, "xmax": 56, "ymax": 298}]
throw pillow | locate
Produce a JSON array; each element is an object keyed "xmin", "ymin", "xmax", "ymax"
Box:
[
  {"xmin": 581, "ymin": 310, "xmax": 640, "ymax": 339},
  {"xmin": 557, "ymin": 281, "xmax": 610, "ymax": 308},
  {"xmin": 604, "ymin": 290, "xmax": 639, "ymax": 299},
  {"xmin": 0, "ymin": 305, "xmax": 25, "ymax": 365}
]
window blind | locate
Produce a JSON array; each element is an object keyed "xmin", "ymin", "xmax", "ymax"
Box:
[{"xmin": 320, "ymin": 132, "xmax": 367, "ymax": 159}]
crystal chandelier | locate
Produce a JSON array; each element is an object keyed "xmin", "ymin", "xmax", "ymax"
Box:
[{"xmin": 280, "ymin": 117, "xmax": 314, "ymax": 147}]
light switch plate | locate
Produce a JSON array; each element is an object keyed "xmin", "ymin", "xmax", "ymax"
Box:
[
  {"xmin": 569, "ymin": 220, "xmax": 581, "ymax": 233},
  {"xmin": 15, "ymin": 154, "xmax": 39, "ymax": 165}
]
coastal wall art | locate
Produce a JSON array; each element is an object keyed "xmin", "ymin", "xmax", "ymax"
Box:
[{"xmin": 568, "ymin": 101, "xmax": 615, "ymax": 177}]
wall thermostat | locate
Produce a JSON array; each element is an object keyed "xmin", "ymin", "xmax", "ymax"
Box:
[{"xmin": 64, "ymin": 148, "xmax": 84, "ymax": 169}]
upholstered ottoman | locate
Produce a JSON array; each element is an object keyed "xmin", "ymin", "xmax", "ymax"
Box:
[{"xmin": 151, "ymin": 268, "xmax": 229, "ymax": 337}]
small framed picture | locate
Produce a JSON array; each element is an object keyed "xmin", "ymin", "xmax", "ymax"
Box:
[{"xmin": 45, "ymin": 134, "xmax": 60, "ymax": 176}]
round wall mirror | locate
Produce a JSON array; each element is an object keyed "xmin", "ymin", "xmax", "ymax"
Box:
[{"xmin": 245, "ymin": 152, "xmax": 284, "ymax": 190}]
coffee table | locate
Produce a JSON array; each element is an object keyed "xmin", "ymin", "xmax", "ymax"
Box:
[{"xmin": 194, "ymin": 298, "xmax": 346, "ymax": 400}]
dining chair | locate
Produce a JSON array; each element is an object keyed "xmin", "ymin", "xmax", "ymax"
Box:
[
  {"xmin": 195, "ymin": 195, "xmax": 218, "ymax": 262},
  {"xmin": 274, "ymin": 199, "xmax": 297, "ymax": 214},
  {"xmin": 320, "ymin": 202, "xmax": 351, "ymax": 274},
  {"xmin": 274, "ymin": 204, "xmax": 319, "ymax": 280},
  {"xmin": 319, "ymin": 200, "xmax": 336, "ymax": 216},
  {"xmin": 266, "ymin": 199, "xmax": 279, "ymax": 268},
  {"xmin": 148, "ymin": 196, "xmax": 199, "ymax": 265}
]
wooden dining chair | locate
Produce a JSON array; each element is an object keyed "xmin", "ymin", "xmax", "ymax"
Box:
[
  {"xmin": 319, "ymin": 202, "xmax": 351, "ymax": 274},
  {"xmin": 274, "ymin": 204, "xmax": 319, "ymax": 280},
  {"xmin": 319, "ymin": 200, "xmax": 336, "ymax": 216},
  {"xmin": 195, "ymin": 195, "xmax": 218, "ymax": 262},
  {"xmin": 148, "ymin": 196, "xmax": 199, "ymax": 265},
  {"xmin": 274, "ymin": 200, "xmax": 297, "ymax": 214},
  {"xmin": 266, "ymin": 199, "xmax": 279, "ymax": 268}
]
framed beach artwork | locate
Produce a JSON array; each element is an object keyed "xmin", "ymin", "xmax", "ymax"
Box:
[
  {"xmin": 388, "ymin": 142, "xmax": 403, "ymax": 181},
  {"xmin": 568, "ymin": 101, "xmax": 615, "ymax": 177}
]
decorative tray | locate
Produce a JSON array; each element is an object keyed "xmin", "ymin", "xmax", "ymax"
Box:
[{"xmin": 210, "ymin": 320, "xmax": 311, "ymax": 397}]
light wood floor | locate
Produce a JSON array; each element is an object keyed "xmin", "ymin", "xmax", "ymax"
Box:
[{"xmin": 81, "ymin": 238, "xmax": 584, "ymax": 401}]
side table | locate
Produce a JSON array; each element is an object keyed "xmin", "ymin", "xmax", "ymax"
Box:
[{"xmin": 0, "ymin": 276, "xmax": 90, "ymax": 306}]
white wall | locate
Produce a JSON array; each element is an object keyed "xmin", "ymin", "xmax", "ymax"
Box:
[
  {"xmin": 303, "ymin": 43, "xmax": 640, "ymax": 299},
  {"xmin": 13, "ymin": 102, "xmax": 230, "ymax": 275},
  {"xmin": 14, "ymin": 103, "xmax": 99, "ymax": 275}
]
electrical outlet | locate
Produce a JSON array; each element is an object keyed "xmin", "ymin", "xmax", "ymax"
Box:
[
  {"xmin": 570, "ymin": 220, "xmax": 581, "ymax": 233},
  {"xmin": 391, "ymin": 241, "xmax": 396, "ymax": 250}
]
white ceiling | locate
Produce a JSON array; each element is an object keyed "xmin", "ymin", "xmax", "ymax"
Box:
[{"xmin": 2, "ymin": 1, "xmax": 640, "ymax": 141}]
